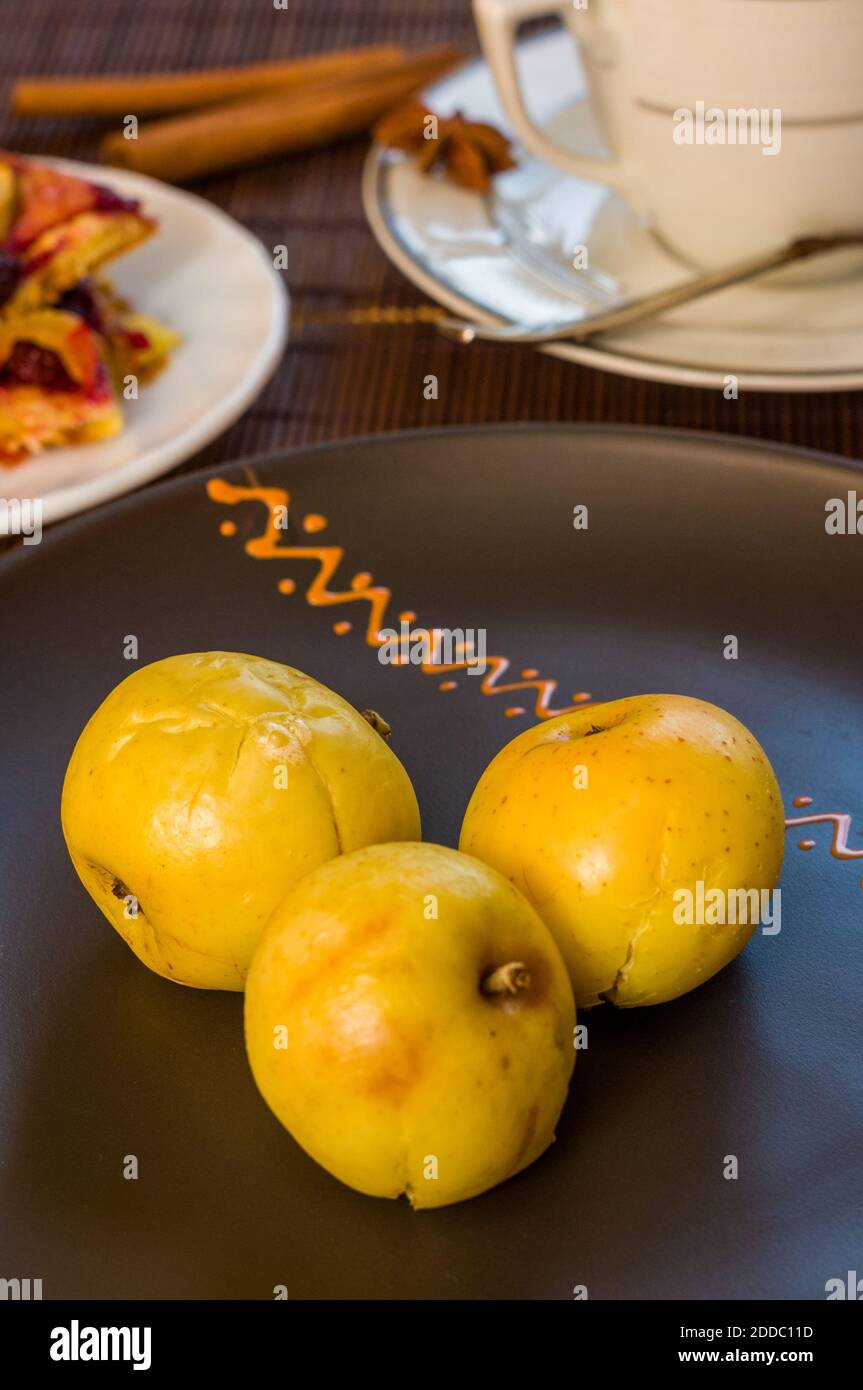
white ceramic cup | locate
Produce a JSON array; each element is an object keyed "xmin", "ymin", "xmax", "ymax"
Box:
[{"xmin": 473, "ymin": 0, "xmax": 863, "ymax": 270}]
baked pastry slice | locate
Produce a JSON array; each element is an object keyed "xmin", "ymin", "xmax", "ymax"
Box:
[
  {"xmin": 0, "ymin": 307, "xmax": 123, "ymax": 462},
  {"xmin": 0, "ymin": 153, "xmax": 155, "ymax": 317},
  {"xmin": 58, "ymin": 279, "xmax": 179, "ymax": 384}
]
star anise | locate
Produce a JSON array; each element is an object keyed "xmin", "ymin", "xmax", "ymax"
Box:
[{"xmin": 373, "ymin": 101, "xmax": 517, "ymax": 193}]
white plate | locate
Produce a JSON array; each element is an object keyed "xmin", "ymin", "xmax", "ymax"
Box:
[
  {"xmin": 363, "ymin": 30, "xmax": 863, "ymax": 392},
  {"xmin": 2, "ymin": 158, "xmax": 288, "ymax": 524}
]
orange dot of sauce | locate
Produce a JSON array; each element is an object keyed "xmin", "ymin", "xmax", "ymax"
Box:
[
  {"xmin": 219, "ymin": 520, "xmax": 237, "ymax": 537},
  {"xmin": 440, "ymin": 680, "xmax": 457, "ymax": 692},
  {"xmin": 351, "ymin": 572, "xmax": 373, "ymax": 591},
  {"xmin": 303, "ymin": 514, "xmax": 327, "ymax": 533},
  {"xmin": 798, "ymin": 839, "xmax": 816, "ymax": 851},
  {"xmin": 505, "ymin": 707, "xmax": 526, "ymax": 718},
  {"xmin": 333, "ymin": 621, "xmax": 352, "ymax": 635},
  {"xmin": 277, "ymin": 578, "xmax": 296, "ymax": 594},
  {"xmin": 793, "ymin": 795, "xmax": 814, "ymax": 808}
]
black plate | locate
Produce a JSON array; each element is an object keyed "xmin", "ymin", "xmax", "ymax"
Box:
[{"xmin": 2, "ymin": 426, "xmax": 862, "ymax": 1301}]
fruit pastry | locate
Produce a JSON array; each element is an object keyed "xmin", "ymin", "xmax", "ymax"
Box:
[
  {"xmin": 0, "ymin": 306, "xmax": 124, "ymax": 461},
  {"xmin": 0, "ymin": 279, "xmax": 181, "ymax": 463},
  {"xmin": 0, "ymin": 154, "xmax": 178, "ymax": 464},
  {"xmin": 58, "ymin": 279, "xmax": 179, "ymax": 385},
  {"xmin": 0, "ymin": 152, "xmax": 155, "ymax": 317}
]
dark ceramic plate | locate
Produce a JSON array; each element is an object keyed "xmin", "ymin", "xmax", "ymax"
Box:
[{"xmin": 1, "ymin": 426, "xmax": 861, "ymax": 1301}]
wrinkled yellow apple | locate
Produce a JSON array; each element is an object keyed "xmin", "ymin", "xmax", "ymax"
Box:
[
  {"xmin": 245, "ymin": 842, "xmax": 575, "ymax": 1208},
  {"xmin": 61, "ymin": 652, "xmax": 420, "ymax": 990},
  {"xmin": 460, "ymin": 694, "xmax": 785, "ymax": 1009}
]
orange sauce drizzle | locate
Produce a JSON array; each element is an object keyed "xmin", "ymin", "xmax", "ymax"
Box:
[
  {"xmin": 206, "ymin": 477, "xmax": 587, "ymax": 721},
  {"xmin": 210, "ymin": 480, "xmax": 862, "ymax": 888},
  {"xmin": 785, "ymin": 808, "xmax": 863, "ymax": 860},
  {"xmin": 786, "ymin": 798, "xmax": 863, "ymax": 886}
]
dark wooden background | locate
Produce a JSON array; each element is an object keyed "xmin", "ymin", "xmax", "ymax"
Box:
[{"xmin": 1, "ymin": 0, "xmax": 862, "ymax": 479}]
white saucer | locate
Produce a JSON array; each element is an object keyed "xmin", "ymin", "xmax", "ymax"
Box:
[
  {"xmin": 363, "ymin": 30, "xmax": 863, "ymax": 392},
  {"xmin": 3, "ymin": 158, "xmax": 288, "ymax": 524}
]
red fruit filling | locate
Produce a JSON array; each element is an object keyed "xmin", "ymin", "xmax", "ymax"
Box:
[
  {"xmin": 124, "ymin": 329, "xmax": 151, "ymax": 350},
  {"xmin": 90, "ymin": 185, "xmax": 139, "ymax": 215},
  {"xmin": 0, "ymin": 342, "xmax": 78, "ymax": 392}
]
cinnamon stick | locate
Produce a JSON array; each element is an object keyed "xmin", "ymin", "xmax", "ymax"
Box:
[
  {"xmin": 100, "ymin": 45, "xmax": 464, "ymax": 183},
  {"xmin": 12, "ymin": 46, "xmax": 406, "ymax": 118}
]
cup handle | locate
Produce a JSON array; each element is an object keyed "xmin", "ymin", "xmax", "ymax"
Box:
[{"xmin": 473, "ymin": 0, "xmax": 637, "ymax": 196}]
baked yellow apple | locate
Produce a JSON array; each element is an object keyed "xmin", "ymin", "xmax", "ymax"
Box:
[
  {"xmin": 61, "ymin": 652, "xmax": 420, "ymax": 990},
  {"xmin": 245, "ymin": 842, "xmax": 575, "ymax": 1208},
  {"xmin": 460, "ymin": 694, "xmax": 784, "ymax": 1009}
]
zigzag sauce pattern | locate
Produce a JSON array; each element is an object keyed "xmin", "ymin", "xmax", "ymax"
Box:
[
  {"xmin": 785, "ymin": 796, "xmax": 863, "ymax": 887},
  {"xmin": 208, "ymin": 480, "xmax": 862, "ymax": 888},
  {"xmin": 206, "ymin": 478, "xmax": 584, "ymax": 720}
]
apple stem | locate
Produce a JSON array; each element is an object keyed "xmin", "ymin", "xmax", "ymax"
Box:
[
  {"xmin": 481, "ymin": 962, "xmax": 531, "ymax": 996},
  {"xmin": 361, "ymin": 708, "xmax": 392, "ymax": 740}
]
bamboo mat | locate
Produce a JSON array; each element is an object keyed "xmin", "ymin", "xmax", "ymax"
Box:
[{"xmin": 1, "ymin": 0, "xmax": 862, "ymax": 479}]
